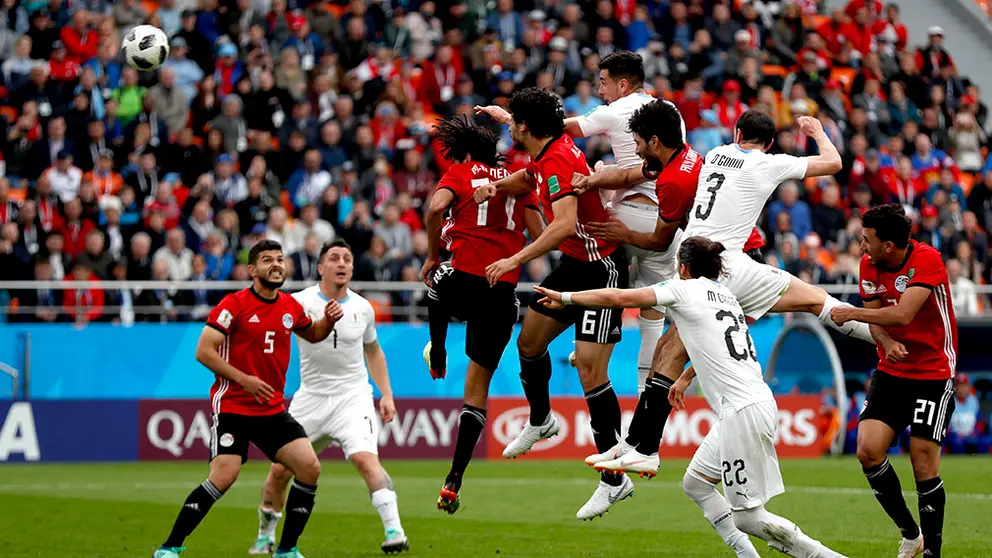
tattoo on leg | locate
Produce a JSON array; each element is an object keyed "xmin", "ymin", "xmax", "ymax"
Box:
[{"xmin": 263, "ymin": 500, "xmax": 274, "ymax": 506}]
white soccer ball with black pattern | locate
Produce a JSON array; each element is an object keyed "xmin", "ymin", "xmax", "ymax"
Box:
[{"xmin": 122, "ymin": 25, "xmax": 170, "ymax": 71}]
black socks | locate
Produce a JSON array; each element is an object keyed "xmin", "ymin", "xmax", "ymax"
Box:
[
  {"xmin": 585, "ymin": 381, "xmax": 623, "ymax": 487},
  {"xmin": 520, "ymin": 351, "xmax": 552, "ymax": 426},
  {"xmin": 863, "ymin": 459, "xmax": 921, "ymax": 540},
  {"xmin": 917, "ymin": 476, "xmax": 945, "ymax": 557},
  {"xmin": 163, "ymin": 480, "xmax": 223, "ymax": 548},
  {"xmin": 447, "ymin": 404, "xmax": 487, "ymax": 491}
]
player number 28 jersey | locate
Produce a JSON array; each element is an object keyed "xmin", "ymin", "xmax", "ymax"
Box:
[
  {"xmin": 685, "ymin": 144, "xmax": 808, "ymax": 252},
  {"xmin": 859, "ymin": 240, "xmax": 957, "ymax": 380},
  {"xmin": 438, "ymin": 162, "xmax": 538, "ymax": 284},
  {"xmin": 651, "ymin": 278, "xmax": 775, "ymax": 415},
  {"xmin": 293, "ymin": 286, "xmax": 377, "ymax": 394},
  {"xmin": 206, "ymin": 287, "xmax": 313, "ymax": 416}
]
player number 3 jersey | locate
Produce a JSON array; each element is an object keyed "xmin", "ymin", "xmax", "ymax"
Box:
[{"xmin": 859, "ymin": 240, "xmax": 957, "ymax": 380}]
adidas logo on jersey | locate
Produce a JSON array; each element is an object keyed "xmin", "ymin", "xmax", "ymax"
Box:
[{"xmin": 249, "ymin": 315, "xmax": 260, "ymax": 323}]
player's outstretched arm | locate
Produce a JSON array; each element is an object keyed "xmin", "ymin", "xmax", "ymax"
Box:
[
  {"xmin": 587, "ymin": 217, "xmax": 679, "ymax": 251},
  {"xmin": 474, "ymin": 169, "xmax": 537, "ymax": 203},
  {"xmin": 832, "ymin": 286, "xmax": 931, "ymax": 328},
  {"xmin": 796, "ymin": 116, "xmax": 842, "ymax": 178},
  {"xmin": 563, "ymin": 117, "xmax": 586, "ymax": 139},
  {"xmin": 364, "ymin": 339, "xmax": 396, "ymax": 423},
  {"xmin": 534, "ymin": 285, "xmax": 659, "ymax": 310},
  {"xmin": 422, "ymin": 187, "xmax": 454, "ymax": 284},
  {"xmin": 573, "ymin": 165, "xmax": 644, "ymax": 194},
  {"xmin": 861, "ymin": 300, "xmax": 909, "ymax": 363},
  {"xmin": 297, "ymin": 300, "xmax": 345, "ymax": 343},
  {"xmin": 485, "ymin": 195, "xmax": 577, "ymax": 285},
  {"xmin": 196, "ymin": 326, "xmax": 274, "ymax": 402}
]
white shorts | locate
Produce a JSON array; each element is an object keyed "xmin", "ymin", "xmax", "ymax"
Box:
[
  {"xmin": 689, "ymin": 400, "xmax": 785, "ymax": 511},
  {"xmin": 613, "ymin": 200, "xmax": 680, "ymax": 311},
  {"xmin": 288, "ymin": 384, "xmax": 379, "ymax": 459},
  {"xmin": 720, "ymin": 250, "xmax": 792, "ymax": 320}
]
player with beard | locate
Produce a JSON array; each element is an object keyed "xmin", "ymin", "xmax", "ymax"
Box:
[
  {"xmin": 474, "ymin": 88, "xmax": 632, "ymax": 520},
  {"xmin": 154, "ymin": 240, "xmax": 342, "ymax": 558}
]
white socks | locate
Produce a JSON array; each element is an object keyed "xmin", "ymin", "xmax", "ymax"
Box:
[
  {"xmin": 817, "ymin": 296, "xmax": 874, "ymax": 344},
  {"xmin": 371, "ymin": 488, "xmax": 403, "ymax": 534},
  {"xmin": 257, "ymin": 506, "xmax": 281, "ymax": 539},
  {"xmin": 733, "ymin": 506, "xmax": 845, "ymax": 558},
  {"xmin": 637, "ymin": 316, "xmax": 666, "ymax": 395},
  {"xmin": 682, "ymin": 472, "xmax": 760, "ymax": 557}
]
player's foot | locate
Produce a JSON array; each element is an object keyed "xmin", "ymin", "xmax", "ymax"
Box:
[
  {"xmin": 153, "ymin": 548, "xmax": 184, "ymax": 558},
  {"xmin": 896, "ymin": 534, "xmax": 924, "ymax": 558},
  {"xmin": 381, "ymin": 528, "xmax": 410, "ymax": 554},
  {"xmin": 248, "ymin": 535, "xmax": 275, "ymax": 555},
  {"xmin": 423, "ymin": 341, "xmax": 446, "ymax": 379},
  {"xmin": 584, "ymin": 439, "xmax": 633, "ymax": 467},
  {"xmin": 272, "ymin": 548, "xmax": 305, "ymax": 558},
  {"xmin": 436, "ymin": 482, "xmax": 460, "ymax": 514},
  {"xmin": 576, "ymin": 474, "xmax": 634, "ymax": 520},
  {"xmin": 593, "ymin": 449, "xmax": 660, "ymax": 479},
  {"xmin": 501, "ymin": 413, "xmax": 560, "ymax": 458}
]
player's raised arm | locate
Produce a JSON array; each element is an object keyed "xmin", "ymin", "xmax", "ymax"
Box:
[
  {"xmin": 296, "ymin": 300, "xmax": 345, "ymax": 343},
  {"xmin": 484, "ymin": 195, "xmax": 576, "ymax": 284},
  {"xmin": 423, "ymin": 187, "xmax": 454, "ymax": 283},
  {"xmin": 795, "ymin": 116, "xmax": 842, "ymax": 178},
  {"xmin": 195, "ymin": 325, "xmax": 275, "ymax": 403},
  {"xmin": 474, "ymin": 169, "xmax": 536, "ymax": 202},
  {"xmin": 832, "ymin": 286, "xmax": 931, "ymax": 327},
  {"xmin": 573, "ymin": 165, "xmax": 645, "ymax": 194},
  {"xmin": 533, "ymin": 285, "xmax": 660, "ymax": 310}
]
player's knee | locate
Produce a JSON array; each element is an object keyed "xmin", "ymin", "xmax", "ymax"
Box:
[
  {"xmin": 855, "ymin": 443, "xmax": 886, "ymax": 468},
  {"xmin": 209, "ymin": 462, "xmax": 241, "ymax": 491},
  {"xmin": 351, "ymin": 453, "xmax": 380, "ymax": 478},
  {"xmin": 681, "ymin": 470, "xmax": 716, "ymax": 502},
  {"xmin": 731, "ymin": 508, "xmax": 765, "ymax": 538},
  {"xmin": 293, "ymin": 456, "xmax": 321, "ymax": 485},
  {"xmin": 909, "ymin": 445, "xmax": 941, "ymax": 479},
  {"xmin": 269, "ymin": 463, "xmax": 293, "ymax": 485},
  {"xmin": 516, "ymin": 335, "xmax": 546, "ymax": 359}
]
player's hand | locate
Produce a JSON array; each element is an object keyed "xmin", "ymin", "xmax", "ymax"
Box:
[
  {"xmin": 324, "ymin": 300, "xmax": 345, "ymax": 325},
  {"xmin": 829, "ymin": 305, "xmax": 857, "ymax": 326},
  {"xmin": 572, "ymin": 172, "xmax": 594, "ymax": 195},
  {"xmin": 882, "ymin": 340, "xmax": 909, "ymax": 363},
  {"xmin": 586, "ymin": 218, "xmax": 631, "ymax": 243},
  {"xmin": 485, "ymin": 257, "xmax": 518, "ymax": 286},
  {"xmin": 473, "ymin": 184, "xmax": 497, "ymax": 204},
  {"xmin": 668, "ymin": 373, "xmax": 692, "ymax": 411},
  {"xmin": 474, "ymin": 104, "xmax": 512, "ymax": 125},
  {"xmin": 240, "ymin": 375, "xmax": 276, "ymax": 404},
  {"xmin": 796, "ymin": 116, "xmax": 824, "ymax": 136},
  {"xmin": 420, "ymin": 258, "xmax": 439, "ymax": 286},
  {"xmin": 379, "ymin": 395, "xmax": 396, "ymax": 423},
  {"xmin": 533, "ymin": 286, "xmax": 565, "ymax": 310}
]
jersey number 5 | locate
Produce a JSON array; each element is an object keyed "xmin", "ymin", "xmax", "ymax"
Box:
[
  {"xmin": 472, "ymin": 178, "xmax": 516, "ymax": 229},
  {"xmin": 694, "ymin": 173, "xmax": 725, "ymax": 221},
  {"xmin": 715, "ymin": 310, "xmax": 757, "ymax": 362},
  {"xmin": 264, "ymin": 331, "xmax": 275, "ymax": 354}
]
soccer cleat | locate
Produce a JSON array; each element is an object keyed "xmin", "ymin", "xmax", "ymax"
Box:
[
  {"xmin": 592, "ymin": 449, "xmax": 660, "ymax": 479},
  {"xmin": 897, "ymin": 534, "xmax": 924, "ymax": 558},
  {"xmin": 153, "ymin": 548, "xmax": 184, "ymax": 558},
  {"xmin": 501, "ymin": 413, "xmax": 560, "ymax": 458},
  {"xmin": 273, "ymin": 548, "xmax": 305, "ymax": 558},
  {"xmin": 381, "ymin": 528, "xmax": 410, "ymax": 554},
  {"xmin": 423, "ymin": 341, "xmax": 446, "ymax": 380},
  {"xmin": 249, "ymin": 535, "xmax": 275, "ymax": 555},
  {"xmin": 576, "ymin": 474, "xmax": 634, "ymax": 520},
  {"xmin": 568, "ymin": 350, "xmax": 577, "ymax": 367},
  {"xmin": 436, "ymin": 482, "xmax": 460, "ymax": 514},
  {"xmin": 584, "ymin": 439, "xmax": 633, "ymax": 467}
]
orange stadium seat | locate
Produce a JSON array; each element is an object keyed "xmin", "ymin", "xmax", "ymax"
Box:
[
  {"xmin": 831, "ymin": 67, "xmax": 857, "ymax": 94},
  {"xmin": 8, "ymin": 188, "xmax": 27, "ymax": 201},
  {"xmin": 762, "ymin": 64, "xmax": 789, "ymax": 78},
  {"xmin": 804, "ymin": 15, "xmax": 830, "ymax": 30},
  {"xmin": 959, "ymin": 172, "xmax": 976, "ymax": 197}
]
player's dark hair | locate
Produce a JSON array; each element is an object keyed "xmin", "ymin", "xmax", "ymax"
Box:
[
  {"xmin": 735, "ymin": 110, "xmax": 777, "ymax": 146},
  {"xmin": 862, "ymin": 204, "xmax": 911, "ymax": 249},
  {"xmin": 249, "ymin": 239, "xmax": 283, "ymax": 265},
  {"xmin": 508, "ymin": 88, "xmax": 565, "ymax": 139},
  {"xmin": 318, "ymin": 238, "xmax": 352, "ymax": 261},
  {"xmin": 434, "ymin": 116, "xmax": 504, "ymax": 167},
  {"xmin": 627, "ymin": 99, "xmax": 684, "ymax": 149},
  {"xmin": 679, "ymin": 236, "xmax": 726, "ymax": 280},
  {"xmin": 598, "ymin": 51, "xmax": 645, "ymax": 88}
]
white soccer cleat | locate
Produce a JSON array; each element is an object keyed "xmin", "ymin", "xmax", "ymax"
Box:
[
  {"xmin": 248, "ymin": 535, "xmax": 274, "ymax": 555},
  {"xmin": 584, "ymin": 439, "xmax": 633, "ymax": 467},
  {"xmin": 593, "ymin": 449, "xmax": 660, "ymax": 479},
  {"xmin": 897, "ymin": 534, "xmax": 924, "ymax": 558},
  {"xmin": 501, "ymin": 413, "xmax": 560, "ymax": 458},
  {"xmin": 576, "ymin": 474, "xmax": 634, "ymax": 520},
  {"xmin": 381, "ymin": 528, "xmax": 410, "ymax": 554}
]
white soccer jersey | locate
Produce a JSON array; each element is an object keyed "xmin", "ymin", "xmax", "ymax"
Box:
[
  {"xmin": 684, "ymin": 144, "xmax": 808, "ymax": 252},
  {"xmin": 651, "ymin": 278, "xmax": 775, "ymax": 415},
  {"xmin": 292, "ymin": 286, "xmax": 377, "ymax": 394},
  {"xmin": 577, "ymin": 94, "xmax": 687, "ymax": 203}
]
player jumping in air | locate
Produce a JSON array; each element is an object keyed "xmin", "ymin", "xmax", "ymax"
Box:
[
  {"xmin": 154, "ymin": 240, "xmax": 341, "ymax": 558},
  {"xmin": 585, "ymin": 111, "xmax": 878, "ymax": 478},
  {"xmin": 473, "ymin": 88, "xmax": 632, "ymax": 520},
  {"xmin": 419, "ymin": 116, "xmax": 544, "ymax": 513},
  {"xmin": 831, "ymin": 205, "xmax": 957, "ymax": 558},
  {"xmin": 249, "ymin": 239, "xmax": 409, "ymax": 555},
  {"xmin": 535, "ymin": 236, "xmax": 847, "ymax": 558}
]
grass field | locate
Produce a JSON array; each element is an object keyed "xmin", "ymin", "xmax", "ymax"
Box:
[{"xmin": 1, "ymin": 457, "xmax": 990, "ymax": 557}]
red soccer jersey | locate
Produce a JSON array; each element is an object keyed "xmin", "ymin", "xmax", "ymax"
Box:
[
  {"xmin": 656, "ymin": 145, "xmax": 703, "ymax": 225},
  {"xmin": 437, "ymin": 162, "xmax": 539, "ymax": 284},
  {"xmin": 858, "ymin": 241, "xmax": 957, "ymax": 380},
  {"xmin": 206, "ymin": 287, "xmax": 314, "ymax": 416},
  {"xmin": 529, "ymin": 135, "xmax": 616, "ymax": 261}
]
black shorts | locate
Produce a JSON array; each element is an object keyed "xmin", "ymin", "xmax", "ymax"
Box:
[
  {"xmin": 430, "ymin": 266, "xmax": 519, "ymax": 371},
  {"xmin": 859, "ymin": 370, "xmax": 956, "ymax": 444},
  {"xmin": 529, "ymin": 251, "xmax": 629, "ymax": 344},
  {"xmin": 210, "ymin": 411, "xmax": 308, "ymax": 463}
]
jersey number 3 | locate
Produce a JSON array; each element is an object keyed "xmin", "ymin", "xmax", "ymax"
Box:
[
  {"xmin": 472, "ymin": 178, "xmax": 516, "ymax": 229},
  {"xmin": 694, "ymin": 173, "xmax": 725, "ymax": 221}
]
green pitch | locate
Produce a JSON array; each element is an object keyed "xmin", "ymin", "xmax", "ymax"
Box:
[{"xmin": 1, "ymin": 457, "xmax": 990, "ymax": 557}]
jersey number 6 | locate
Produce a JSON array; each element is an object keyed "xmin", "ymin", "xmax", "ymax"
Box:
[{"xmin": 694, "ymin": 173, "xmax": 725, "ymax": 221}]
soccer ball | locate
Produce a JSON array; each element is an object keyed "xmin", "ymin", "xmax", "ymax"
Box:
[{"xmin": 122, "ymin": 25, "xmax": 169, "ymax": 71}]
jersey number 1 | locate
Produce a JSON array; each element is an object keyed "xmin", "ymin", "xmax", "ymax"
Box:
[
  {"xmin": 472, "ymin": 178, "xmax": 516, "ymax": 229},
  {"xmin": 694, "ymin": 173, "xmax": 725, "ymax": 221}
]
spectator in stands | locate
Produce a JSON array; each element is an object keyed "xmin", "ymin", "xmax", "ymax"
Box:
[
  {"xmin": 288, "ymin": 149, "xmax": 332, "ymax": 210},
  {"xmin": 813, "ymin": 182, "xmax": 847, "ymax": 247},
  {"xmin": 949, "ymin": 112, "xmax": 986, "ymax": 173},
  {"xmin": 153, "ymin": 227, "xmax": 192, "ymax": 281},
  {"xmin": 137, "ymin": 258, "xmax": 188, "ymax": 323},
  {"xmin": 0, "ymin": 222, "xmax": 29, "ymax": 279},
  {"xmin": 688, "ymin": 109, "xmax": 723, "ymax": 157},
  {"xmin": 127, "ymin": 232, "xmax": 152, "ymax": 280},
  {"xmin": 887, "ymin": 80, "xmax": 921, "ymax": 133},
  {"xmin": 768, "ymin": 181, "xmax": 812, "ymax": 241},
  {"xmin": 182, "ymin": 199, "xmax": 215, "ymax": 253},
  {"xmin": 947, "ymin": 258, "xmax": 979, "ymax": 317},
  {"xmin": 2, "ymin": 36, "xmax": 37, "ymax": 93},
  {"xmin": 296, "ymin": 203, "xmax": 334, "ymax": 246},
  {"xmin": 147, "ymin": 67, "xmax": 188, "ymax": 135},
  {"xmin": 853, "ymin": 78, "xmax": 890, "ymax": 134},
  {"xmin": 63, "ymin": 261, "xmax": 103, "ymax": 324},
  {"xmin": 19, "ymin": 258, "xmax": 61, "ymax": 323},
  {"xmin": 210, "ymin": 154, "xmax": 248, "ymax": 206},
  {"xmin": 201, "ymin": 230, "xmax": 233, "ymax": 281},
  {"xmin": 99, "ymin": 196, "xmax": 128, "ymax": 261},
  {"xmin": 76, "ymin": 229, "xmax": 112, "ymax": 279},
  {"xmin": 945, "ymin": 374, "xmax": 991, "ymax": 454},
  {"xmin": 374, "ymin": 201, "xmax": 413, "ymax": 266},
  {"xmin": 263, "ymin": 206, "xmax": 301, "ymax": 255}
]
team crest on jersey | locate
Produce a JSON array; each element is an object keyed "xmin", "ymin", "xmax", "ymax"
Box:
[
  {"xmin": 219, "ymin": 433, "xmax": 234, "ymax": 447},
  {"xmin": 894, "ymin": 275, "xmax": 910, "ymax": 293},
  {"xmin": 548, "ymin": 175, "xmax": 560, "ymax": 195},
  {"xmin": 282, "ymin": 313, "xmax": 294, "ymax": 329}
]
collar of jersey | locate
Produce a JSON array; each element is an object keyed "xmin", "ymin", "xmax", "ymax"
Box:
[
  {"xmin": 249, "ymin": 285, "xmax": 278, "ymax": 304},
  {"xmin": 317, "ymin": 288, "xmax": 350, "ymax": 304},
  {"xmin": 734, "ymin": 144, "xmax": 753, "ymax": 154},
  {"xmin": 877, "ymin": 242, "xmax": 915, "ymax": 273},
  {"xmin": 534, "ymin": 134, "xmax": 564, "ymax": 161}
]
